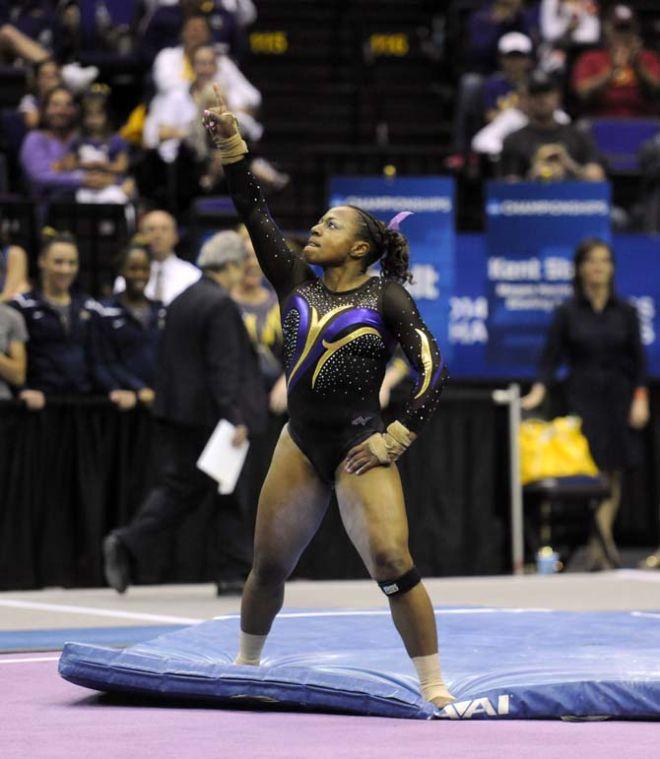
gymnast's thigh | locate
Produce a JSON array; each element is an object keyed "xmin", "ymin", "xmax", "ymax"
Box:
[
  {"xmin": 252, "ymin": 424, "xmax": 332, "ymax": 573},
  {"xmin": 334, "ymin": 463, "xmax": 412, "ymax": 578}
]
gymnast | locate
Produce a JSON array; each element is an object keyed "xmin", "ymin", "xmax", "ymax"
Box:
[{"xmin": 202, "ymin": 85, "xmax": 455, "ymax": 708}]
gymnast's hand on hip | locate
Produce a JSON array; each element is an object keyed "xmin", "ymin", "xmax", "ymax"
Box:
[{"xmin": 344, "ymin": 438, "xmax": 383, "ymax": 476}]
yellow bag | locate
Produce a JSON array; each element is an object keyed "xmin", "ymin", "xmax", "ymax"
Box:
[{"xmin": 519, "ymin": 416, "xmax": 598, "ymax": 485}]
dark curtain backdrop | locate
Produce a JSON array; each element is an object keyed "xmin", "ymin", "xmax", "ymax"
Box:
[{"xmin": 1, "ymin": 386, "xmax": 658, "ymax": 591}]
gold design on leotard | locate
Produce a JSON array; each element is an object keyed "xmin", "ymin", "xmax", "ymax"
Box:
[
  {"xmin": 413, "ymin": 328, "xmax": 433, "ymax": 400},
  {"xmin": 288, "ymin": 304, "xmax": 352, "ymax": 386},
  {"xmin": 312, "ymin": 327, "xmax": 382, "ymax": 388}
]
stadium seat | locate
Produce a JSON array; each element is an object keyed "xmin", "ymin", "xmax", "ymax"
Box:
[
  {"xmin": 0, "ymin": 67, "xmax": 27, "ymax": 109},
  {"xmin": 0, "ymin": 198, "xmax": 39, "ymax": 264},
  {"xmin": 524, "ymin": 475, "xmax": 615, "ymax": 569},
  {"xmin": 589, "ymin": 118, "xmax": 660, "ymax": 173}
]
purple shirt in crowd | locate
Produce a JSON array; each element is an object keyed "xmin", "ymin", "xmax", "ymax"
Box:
[{"xmin": 19, "ymin": 130, "xmax": 85, "ymax": 196}]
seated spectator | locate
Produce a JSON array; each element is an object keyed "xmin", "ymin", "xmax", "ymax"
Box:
[
  {"xmin": 572, "ymin": 4, "xmax": 660, "ymax": 117},
  {"xmin": 114, "ymin": 210, "xmax": 200, "ymax": 305},
  {"xmin": 143, "ymin": 12, "xmax": 262, "ymax": 202},
  {"xmin": 143, "ymin": 42, "xmax": 284, "ymax": 201},
  {"xmin": 483, "ymin": 32, "xmax": 534, "ymax": 122},
  {"xmin": 189, "ymin": 78, "xmax": 287, "ymax": 190},
  {"xmin": 0, "ymin": 299, "xmax": 27, "ymax": 399},
  {"xmin": 146, "ymin": 42, "xmax": 262, "ymax": 157},
  {"xmin": 10, "ymin": 229, "xmax": 99, "ymax": 410},
  {"xmin": 473, "ymin": 72, "xmax": 571, "ymax": 157},
  {"xmin": 152, "ymin": 13, "xmax": 261, "ymax": 111},
  {"xmin": 140, "ymin": 0, "xmax": 248, "ymax": 64},
  {"xmin": 0, "ymin": 2, "xmax": 56, "ymax": 65},
  {"xmin": 18, "ymin": 57, "xmax": 62, "ymax": 130},
  {"xmin": 67, "ymin": 85, "xmax": 136, "ymax": 205},
  {"xmin": 539, "ymin": 0, "xmax": 600, "ymax": 73},
  {"xmin": 465, "ymin": 0, "xmax": 539, "ymax": 74},
  {"xmin": 143, "ymin": 42, "xmax": 226, "ymax": 198},
  {"xmin": 448, "ymin": 16, "xmax": 537, "ymax": 166},
  {"xmin": 231, "ymin": 225, "xmax": 285, "ymax": 414},
  {"xmin": 0, "ymin": 3, "xmax": 99, "ymax": 92},
  {"xmin": 500, "ymin": 70, "xmax": 605, "ymax": 180},
  {"xmin": 19, "ymin": 85, "xmax": 117, "ymax": 198},
  {"xmin": 0, "ymin": 242, "xmax": 30, "ymax": 302},
  {"xmin": 91, "ymin": 241, "xmax": 166, "ymax": 411}
]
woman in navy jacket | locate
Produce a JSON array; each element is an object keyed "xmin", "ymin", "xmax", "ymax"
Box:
[
  {"xmin": 91, "ymin": 241, "xmax": 166, "ymax": 409},
  {"xmin": 11, "ymin": 229, "xmax": 100, "ymax": 410}
]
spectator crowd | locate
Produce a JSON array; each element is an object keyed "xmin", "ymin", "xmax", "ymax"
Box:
[
  {"xmin": 450, "ymin": 1, "xmax": 659, "ymax": 194},
  {"xmin": 0, "ymin": 1, "xmax": 659, "ymax": 411},
  {"xmin": 0, "ymin": 1, "xmax": 290, "ymax": 411},
  {"xmin": 0, "ymin": 212, "xmax": 291, "ymax": 417}
]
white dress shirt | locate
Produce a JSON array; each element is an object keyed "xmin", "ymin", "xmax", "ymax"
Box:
[
  {"xmin": 143, "ymin": 87, "xmax": 199, "ymax": 163},
  {"xmin": 114, "ymin": 253, "xmax": 201, "ymax": 305},
  {"xmin": 540, "ymin": 0, "xmax": 600, "ymax": 45},
  {"xmin": 143, "ymin": 80, "xmax": 263, "ymax": 163},
  {"xmin": 153, "ymin": 46, "xmax": 262, "ymax": 112},
  {"xmin": 472, "ymin": 108, "xmax": 571, "ymax": 156}
]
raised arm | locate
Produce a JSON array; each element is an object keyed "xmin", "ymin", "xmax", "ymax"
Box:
[
  {"xmin": 224, "ymin": 159, "xmax": 312, "ymax": 298},
  {"xmin": 202, "ymin": 84, "xmax": 313, "ymax": 299}
]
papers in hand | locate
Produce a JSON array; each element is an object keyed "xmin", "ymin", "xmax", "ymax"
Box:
[{"xmin": 196, "ymin": 420, "xmax": 249, "ymax": 494}]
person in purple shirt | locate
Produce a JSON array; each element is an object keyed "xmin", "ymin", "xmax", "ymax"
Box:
[{"xmin": 19, "ymin": 85, "xmax": 116, "ymax": 198}]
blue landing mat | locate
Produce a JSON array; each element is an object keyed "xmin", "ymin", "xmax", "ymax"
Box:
[
  {"xmin": 0, "ymin": 625, "xmax": 183, "ymax": 653},
  {"xmin": 59, "ymin": 608, "xmax": 660, "ymax": 720}
]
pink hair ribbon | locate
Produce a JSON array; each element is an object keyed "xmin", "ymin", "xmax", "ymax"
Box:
[{"xmin": 386, "ymin": 211, "xmax": 413, "ymax": 231}]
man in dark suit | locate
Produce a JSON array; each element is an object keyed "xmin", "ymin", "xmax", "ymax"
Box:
[{"xmin": 103, "ymin": 230, "xmax": 267, "ymax": 595}]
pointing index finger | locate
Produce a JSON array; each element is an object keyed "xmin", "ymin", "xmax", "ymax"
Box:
[{"xmin": 213, "ymin": 82, "xmax": 226, "ymax": 111}]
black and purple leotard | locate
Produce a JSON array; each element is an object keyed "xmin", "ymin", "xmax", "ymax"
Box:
[{"xmin": 226, "ymin": 159, "xmax": 447, "ymax": 482}]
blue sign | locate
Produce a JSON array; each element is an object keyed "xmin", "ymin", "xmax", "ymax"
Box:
[
  {"xmin": 325, "ymin": 178, "xmax": 659, "ymax": 379},
  {"xmin": 329, "ymin": 176, "xmax": 455, "ymax": 364},
  {"xmin": 450, "ymin": 233, "xmax": 660, "ymax": 379},
  {"xmin": 449, "ymin": 234, "xmax": 491, "ymax": 378},
  {"xmin": 484, "ymin": 181, "xmax": 611, "ymax": 377},
  {"xmin": 613, "ymin": 234, "xmax": 660, "ymax": 379}
]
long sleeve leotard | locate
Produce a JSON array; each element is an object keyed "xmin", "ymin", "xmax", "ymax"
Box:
[{"xmin": 226, "ymin": 158, "xmax": 446, "ymax": 480}]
